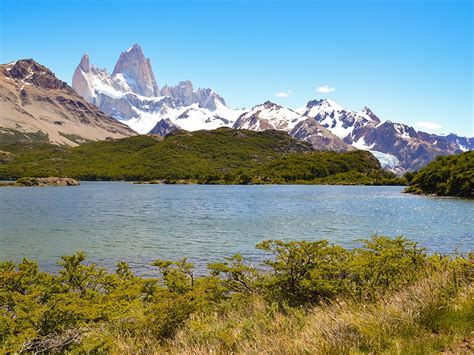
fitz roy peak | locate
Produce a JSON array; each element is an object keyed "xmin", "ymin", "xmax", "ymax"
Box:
[
  {"xmin": 112, "ymin": 44, "xmax": 159, "ymax": 97},
  {"xmin": 72, "ymin": 44, "xmax": 473, "ymax": 173},
  {"xmin": 72, "ymin": 44, "xmax": 231, "ymax": 134}
]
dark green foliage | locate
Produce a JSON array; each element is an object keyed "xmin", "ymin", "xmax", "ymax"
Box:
[
  {"xmin": 405, "ymin": 151, "xmax": 473, "ymax": 197},
  {"xmin": 15, "ymin": 177, "xmax": 40, "ymax": 186},
  {"xmin": 1, "ymin": 236, "xmax": 471, "ymax": 352},
  {"xmin": 0, "ymin": 128, "xmax": 405, "ymax": 185}
]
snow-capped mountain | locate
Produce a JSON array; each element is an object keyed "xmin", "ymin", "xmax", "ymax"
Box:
[
  {"xmin": 72, "ymin": 44, "xmax": 239, "ymax": 134},
  {"xmin": 298, "ymin": 99, "xmax": 380, "ymax": 141},
  {"xmin": 297, "ymin": 99, "xmax": 471, "ymax": 172},
  {"xmin": 233, "ymin": 101, "xmax": 306, "ymax": 132},
  {"xmin": 233, "ymin": 101, "xmax": 351, "ymax": 151}
]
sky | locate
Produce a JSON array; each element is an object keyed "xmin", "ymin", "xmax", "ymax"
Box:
[{"xmin": 1, "ymin": 0, "xmax": 472, "ymax": 136}]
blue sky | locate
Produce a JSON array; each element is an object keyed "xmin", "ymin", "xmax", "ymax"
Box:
[{"xmin": 1, "ymin": 0, "xmax": 472, "ymax": 136}]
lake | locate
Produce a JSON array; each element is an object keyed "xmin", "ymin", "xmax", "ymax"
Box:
[{"xmin": 1, "ymin": 183, "xmax": 472, "ymax": 275}]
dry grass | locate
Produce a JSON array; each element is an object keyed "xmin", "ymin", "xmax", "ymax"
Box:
[{"xmin": 103, "ymin": 270, "xmax": 472, "ymax": 354}]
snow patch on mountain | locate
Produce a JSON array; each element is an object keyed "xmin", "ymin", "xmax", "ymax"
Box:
[
  {"xmin": 123, "ymin": 101, "xmax": 245, "ymax": 134},
  {"xmin": 233, "ymin": 101, "xmax": 306, "ymax": 132},
  {"xmin": 369, "ymin": 150, "xmax": 401, "ymax": 170},
  {"xmin": 352, "ymin": 137, "xmax": 375, "ymax": 150}
]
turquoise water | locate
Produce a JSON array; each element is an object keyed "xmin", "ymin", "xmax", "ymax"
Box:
[{"xmin": 0, "ymin": 183, "xmax": 472, "ymax": 275}]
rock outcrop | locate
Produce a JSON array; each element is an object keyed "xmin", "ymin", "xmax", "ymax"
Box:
[
  {"xmin": 148, "ymin": 118, "xmax": 181, "ymax": 137},
  {"xmin": 290, "ymin": 118, "xmax": 354, "ymax": 152}
]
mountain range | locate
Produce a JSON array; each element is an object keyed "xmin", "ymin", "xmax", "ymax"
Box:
[
  {"xmin": 71, "ymin": 44, "xmax": 472, "ymax": 173},
  {"xmin": 0, "ymin": 44, "xmax": 470, "ymax": 173}
]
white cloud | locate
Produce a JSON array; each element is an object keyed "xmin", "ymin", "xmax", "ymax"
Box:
[
  {"xmin": 415, "ymin": 121, "xmax": 442, "ymax": 130},
  {"xmin": 275, "ymin": 89, "xmax": 292, "ymax": 98},
  {"xmin": 317, "ymin": 85, "xmax": 335, "ymax": 93}
]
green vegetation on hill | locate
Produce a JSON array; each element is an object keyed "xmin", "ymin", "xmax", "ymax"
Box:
[
  {"xmin": 405, "ymin": 151, "xmax": 473, "ymax": 198},
  {"xmin": 1, "ymin": 237, "xmax": 472, "ymax": 353},
  {"xmin": 0, "ymin": 128, "xmax": 49, "ymax": 145},
  {"xmin": 0, "ymin": 128, "xmax": 404, "ymax": 185}
]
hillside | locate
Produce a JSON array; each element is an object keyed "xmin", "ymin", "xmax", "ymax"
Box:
[
  {"xmin": 405, "ymin": 151, "xmax": 473, "ymax": 198},
  {"xmin": 0, "ymin": 59, "xmax": 135, "ymax": 146},
  {"xmin": 0, "ymin": 128, "xmax": 403, "ymax": 184}
]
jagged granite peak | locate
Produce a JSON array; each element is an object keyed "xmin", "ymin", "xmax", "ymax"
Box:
[
  {"xmin": 195, "ymin": 87, "xmax": 226, "ymax": 110},
  {"xmin": 112, "ymin": 44, "xmax": 159, "ymax": 97},
  {"xmin": 72, "ymin": 44, "xmax": 233, "ymax": 131},
  {"xmin": 160, "ymin": 81, "xmax": 226, "ymax": 110},
  {"xmin": 72, "ymin": 54, "xmax": 95, "ymax": 102},
  {"xmin": 160, "ymin": 80, "xmax": 194, "ymax": 105},
  {"xmin": 78, "ymin": 53, "xmax": 90, "ymax": 72}
]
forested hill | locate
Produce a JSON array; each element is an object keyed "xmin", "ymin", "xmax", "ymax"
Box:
[
  {"xmin": 0, "ymin": 128, "xmax": 403, "ymax": 185},
  {"xmin": 405, "ymin": 151, "xmax": 473, "ymax": 198}
]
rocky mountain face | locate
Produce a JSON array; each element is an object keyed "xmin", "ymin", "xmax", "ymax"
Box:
[
  {"xmin": 0, "ymin": 59, "xmax": 135, "ymax": 146},
  {"xmin": 290, "ymin": 118, "xmax": 354, "ymax": 152},
  {"xmin": 70, "ymin": 44, "xmax": 472, "ymax": 173}
]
